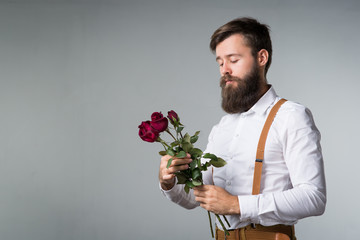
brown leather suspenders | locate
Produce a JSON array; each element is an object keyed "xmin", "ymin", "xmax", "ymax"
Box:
[{"xmin": 252, "ymin": 98, "xmax": 287, "ymax": 195}]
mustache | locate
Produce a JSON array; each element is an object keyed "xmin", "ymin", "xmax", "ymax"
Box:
[{"xmin": 220, "ymin": 74, "xmax": 241, "ymax": 87}]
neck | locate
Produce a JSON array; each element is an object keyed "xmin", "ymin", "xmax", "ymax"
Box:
[{"xmin": 258, "ymin": 82, "xmax": 270, "ymax": 99}]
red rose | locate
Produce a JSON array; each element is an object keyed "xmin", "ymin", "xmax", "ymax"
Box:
[
  {"xmin": 167, "ymin": 110, "xmax": 179, "ymax": 124},
  {"xmin": 150, "ymin": 112, "xmax": 168, "ymax": 132},
  {"xmin": 138, "ymin": 121, "xmax": 159, "ymax": 142}
]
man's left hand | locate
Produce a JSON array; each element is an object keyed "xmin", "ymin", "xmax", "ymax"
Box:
[{"xmin": 193, "ymin": 185, "xmax": 240, "ymax": 215}]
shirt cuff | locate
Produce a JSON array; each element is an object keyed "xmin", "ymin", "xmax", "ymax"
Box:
[
  {"xmin": 159, "ymin": 180, "xmax": 183, "ymax": 201},
  {"xmin": 238, "ymin": 195, "xmax": 260, "ymax": 223}
]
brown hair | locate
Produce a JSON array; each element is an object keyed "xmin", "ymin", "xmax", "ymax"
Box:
[{"xmin": 210, "ymin": 17, "xmax": 272, "ymax": 75}]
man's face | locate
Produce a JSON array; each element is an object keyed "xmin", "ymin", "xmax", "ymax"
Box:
[
  {"xmin": 215, "ymin": 34, "xmax": 262, "ymax": 113},
  {"xmin": 216, "ymin": 34, "xmax": 256, "ymax": 86}
]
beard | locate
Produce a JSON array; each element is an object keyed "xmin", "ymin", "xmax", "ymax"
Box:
[{"xmin": 220, "ymin": 62, "xmax": 262, "ymax": 114}]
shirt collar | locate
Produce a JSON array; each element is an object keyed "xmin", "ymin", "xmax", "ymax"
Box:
[{"xmin": 245, "ymin": 85, "xmax": 278, "ymax": 116}]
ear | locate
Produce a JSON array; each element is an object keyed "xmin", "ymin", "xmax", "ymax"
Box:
[{"xmin": 257, "ymin": 49, "xmax": 269, "ymax": 67}]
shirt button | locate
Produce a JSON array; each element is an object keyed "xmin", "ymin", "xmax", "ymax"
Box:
[{"xmin": 226, "ymin": 181, "xmax": 231, "ymax": 186}]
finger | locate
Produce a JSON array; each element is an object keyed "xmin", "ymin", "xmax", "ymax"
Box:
[
  {"xmin": 195, "ymin": 196, "xmax": 207, "ymax": 205},
  {"xmin": 160, "ymin": 155, "xmax": 173, "ymax": 167},
  {"xmin": 162, "ymin": 173, "xmax": 175, "ymax": 180},
  {"xmin": 193, "ymin": 186, "xmax": 208, "ymax": 195},
  {"xmin": 193, "ymin": 185, "xmax": 207, "ymax": 192},
  {"xmin": 171, "ymin": 157, "xmax": 192, "ymax": 166},
  {"xmin": 161, "ymin": 154, "xmax": 191, "ymax": 162},
  {"xmin": 161, "ymin": 155, "xmax": 173, "ymax": 162},
  {"xmin": 194, "ymin": 190, "xmax": 205, "ymax": 198},
  {"xmin": 200, "ymin": 203, "xmax": 214, "ymax": 212},
  {"xmin": 168, "ymin": 164, "xmax": 189, "ymax": 174}
]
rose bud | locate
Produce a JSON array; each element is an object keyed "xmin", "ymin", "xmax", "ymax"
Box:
[
  {"xmin": 138, "ymin": 121, "xmax": 159, "ymax": 142},
  {"xmin": 167, "ymin": 110, "xmax": 179, "ymax": 124},
  {"xmin": 150, "ymin": 112, "xmax": 168, "ymax": 132}
]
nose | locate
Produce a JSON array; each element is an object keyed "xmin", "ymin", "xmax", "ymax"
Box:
[{"xmin": 220, "ymin": 61, "xmax": 232, "ymax": 76}]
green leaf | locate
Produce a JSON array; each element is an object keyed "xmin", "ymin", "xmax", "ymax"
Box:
[
  {"xmin": 189, "ymin": 148, "xmax": 203, "ymax": 158},
  {"xmin": 166, "ymin": 158, "xmax": 173, "ymax": 169},
  {"xmin": 189, "ymin": 159, "xmax": 197, "ymax": 170},
  {"xmin": 192, "ymin": 168, "xmax": 202, "ymax": 180},
  {"xmin": 192, "ymin": 180, "xmax": 202, "ymax": 186},
  {"xmin": 175, "ymin": 172, "xmax": 188, "ymax": 184},
  {"xmin": 203, "ymin": 153, "xmax": 218, "ymax": 161},
  {"xmin": 194, "ymin": 131, "xmax": 200, "ymax": 136},
  {"xmin": 177, "ymin": 126, "xmax": 184, "ymax": 133},
  {"xmin": 185, "ymin": 180, "xmax": 195, "ymax": 188},
  {"xmin": 204, "ymin": 162, "xmax": 212, "ymax": 170},
  {"xmin": 181, "ymin": 142, "xmax": 193, "ymax": 153},
  {"xmin": 210, "ymin": 157, "xmax": 227, "ymax": 168},
  {"xmin": 190, "ymin": 135, "xmax": 199, "ymax": 144},
  {"xmin": 184, "ymin": 184, "xmax": 190, "ymax": 194},
  {"xmin": 197, "ymin": 158, "xmax": 201, "ymax": 168},
  {"xmin": 176, "ymin": 151, "xmax": 186, "ymax": 158},
  {"xmin": 200, "ymin": 164, "xmax": 208, "ymax": 171},
  {"xmin": 170, "ymin": 141, "xmax": 180, "ymax": 147},
  {"xmin": 159, "ymin": 151, "xmax": 167, "ymax": 156},
  {"xmin": 183, "ymin": 133, "xmax": 191, "ymax": 143},
  {"xmin": 166, "ymin": 149, "xmax": 175, "ymax": 156},
  {"xmin": 199, "ymin": 161, "xmax": 211, "ymax": 171}
]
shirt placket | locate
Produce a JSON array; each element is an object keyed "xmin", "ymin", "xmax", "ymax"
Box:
[{"xmin": 226, "ymin": 113, "xmax": 248, "ymax": 191}]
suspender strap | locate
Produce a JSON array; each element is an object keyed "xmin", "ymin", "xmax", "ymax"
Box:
[{"xmin": 252, "ymin": 98, "xmax": 287, "ymax": 195}]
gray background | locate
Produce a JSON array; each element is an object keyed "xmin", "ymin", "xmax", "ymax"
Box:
[{"xmin": 0, "ymin": 0, "xmax": 359, "ymax": 239}]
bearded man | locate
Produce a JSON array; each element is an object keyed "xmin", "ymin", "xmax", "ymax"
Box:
[{"xmin": 158, "ymin": 17, "xmax": 326, "ymax": 240}]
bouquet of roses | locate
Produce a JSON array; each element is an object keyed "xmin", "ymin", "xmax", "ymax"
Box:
[{"xmin": 138, "ymin": 110, "xmax": 230, "ymax": 237}]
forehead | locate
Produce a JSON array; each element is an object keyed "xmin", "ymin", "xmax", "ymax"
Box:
[{"xmin": 215, "ymin": 34, "xmax": 252, "ymax": 59}]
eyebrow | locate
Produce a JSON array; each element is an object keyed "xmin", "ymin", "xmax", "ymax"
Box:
[{"xmin": 215, "ymin": 54, "xmax": 242, "ymax": 62}]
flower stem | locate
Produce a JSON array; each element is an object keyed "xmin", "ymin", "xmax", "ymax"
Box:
[
  {"xmin": 215, "ymin": 214, "xmax": 230, "ymax": 236},
  {"xmin": 223, "ymin": 215, "xmax": 231, "ymax": 228},
  {"xmin": 158, "ymin": 138, "xmax": 171, "ymax": 149},
  {"xmin": 160, "ymin": 143, "xmax": 167, "ymax": 151},
  {"xmin": 208, "ymin": 211, "xmax": 214, "ymax": 238},
  {"xmin": 166, "ymin": 129, "xmax": 177, "ymax": 141}
]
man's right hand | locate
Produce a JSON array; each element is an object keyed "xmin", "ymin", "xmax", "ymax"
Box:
[{"xmin": 159, "ymin": 154, "xmax": 192, "ymax": 190}]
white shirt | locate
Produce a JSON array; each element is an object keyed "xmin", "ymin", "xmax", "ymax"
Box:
[{"xmin": 161, "ymin": 87, "xmax": 326, "ymax": 229}]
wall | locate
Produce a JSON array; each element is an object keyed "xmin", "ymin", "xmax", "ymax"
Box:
[{"xmin": 0, "ymin": 0, "xmax": 359, "ymax": 239}]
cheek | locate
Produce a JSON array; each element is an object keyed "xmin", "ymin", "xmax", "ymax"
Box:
[{"xmin": 233, "ymin": 61, "xmax": 253, "ymax": 78}]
